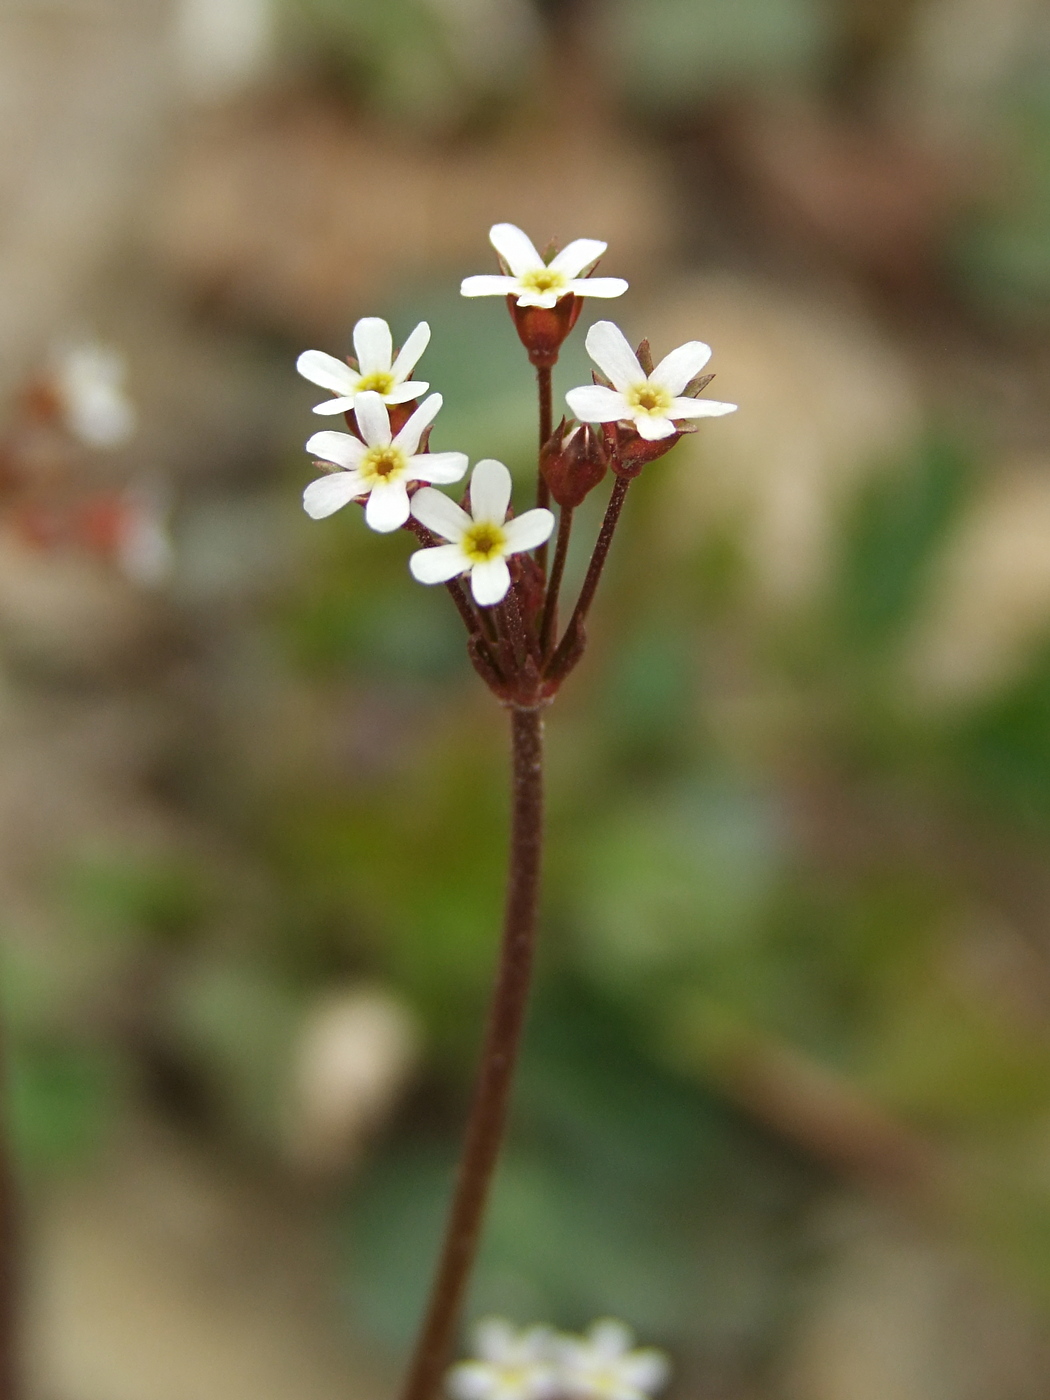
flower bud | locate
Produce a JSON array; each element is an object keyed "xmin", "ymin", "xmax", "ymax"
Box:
[
  {"xmin": 540, "ymin": 418, "xmax": 607, "ymax": 507},
  {"xmin": 507, "ymin": 295, "xmax": 583, "ymax": 369}
]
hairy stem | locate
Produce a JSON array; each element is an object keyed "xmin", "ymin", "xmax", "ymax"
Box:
[
  {"xmin": 547, "ymin": 476, "xmax": 630, "ymax": 678},
  {"xmin": 539, "ymin": 506, "xmax": 573, "ymax": 658},
  {"xmin": 536, "ymin": 366, "xmax": 553, "ymax": 574},
  {"xmin": 398, "ymin": 706, "xmax": 545, "ymax": 1400}
]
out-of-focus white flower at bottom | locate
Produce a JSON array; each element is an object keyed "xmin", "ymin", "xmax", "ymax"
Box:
[
  {"xmin": 448, "ymin": 1319, "xmax": 559, "ymax": 1400},
  {"xmin": 51, "ymin": 343, "xmax": 137, "ymax": 449},
  {"xmin": 556, "ymin": 1321, "xmax": 669, "ymax": 1400}
]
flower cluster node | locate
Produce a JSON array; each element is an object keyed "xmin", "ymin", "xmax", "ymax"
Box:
[
  {"xmin": 448, "ymin": 1318, "xmax": 670, "ymax": 1400},
  {"xmin": 540, "ymin": 419, "xmax": 607, "ymax": 508}
]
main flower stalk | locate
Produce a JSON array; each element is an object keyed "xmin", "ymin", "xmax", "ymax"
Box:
[{"xmin": 399, "ymin": 706, "xmax": 544, "ymax": 1400}]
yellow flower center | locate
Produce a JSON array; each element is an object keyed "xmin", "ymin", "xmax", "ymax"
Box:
[
  {"xmin": 357, "ymin": 370, "xmax": 396, "ymax": 395},
  {"xmin": 463, "ymin": 522, "xmax": 507, "ymax": 563},
  {"xmin": 519, "ymin": 267, "xmax": 568, "ymax": 297},
  {"xmin": 360, "ymin": 445, "xmax": 407, "ymax": 483},
  {"xmin": 625, "ymin": 381, "xmax": 672, "ymax": 416}
]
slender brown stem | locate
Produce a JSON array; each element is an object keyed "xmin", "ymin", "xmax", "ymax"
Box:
[
  {"xmin": 398, "ymin": 707, "xmax": 545, "ymax": 1400},
  {"xmin": 536, "ymin": 366, "xmax": 553, "ymax": 574},
  {"xmin": 0, "ymin": 1030, "xmax": 19, "ymax": 1400},
  {"xmin": 539, "ymin": 506, "xmax": 573, "ymax": 658},
  {"xmin": 547, "ymin": 476, "xmax": 630, "ymax": 677}
]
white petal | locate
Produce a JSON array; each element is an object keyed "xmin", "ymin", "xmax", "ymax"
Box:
[
  {"xmin": 384, "ymin": 380, "xmax": 429, "ymax": 403},
  {"xmin": 446, "ymin": 1367, "xmax": 492, "ymax": 1400},
  {"xmin": 488, "ymin": 223, "xmax": 543, "ymax": 276},
  {"xmin": 469, "ymin": 458, "xmax": 512, "ymax": 524},
  {"xmin": 352, "ymin": 317, "xmax": 393, "ymax": 375},
  {"xmin": 411, "ymin": 486, "xmax": 471, "ymax": 541},
  {"xmin": 565, "ymin": 384, "xmax": 629, "ymax": 423},
  {"xmin": 668, "ymin": 396, "xmax": 738, "ymax": 419},
  {"xmin": 353, "ymin": 390, "xmax": 391, "ymax": 447},
  {"xmin": 409, "ymin": 542, "xmax": 469, "ymax": 585},
  {"xmin": 447, "ymin": 1365, "xmax": 497, "ymax": 1400},
  {"xmin": 297, "ymin": 349, "xmax": 357, "ymax": 396},
  {"xmin": 412, "ymin": 451, "xmax": 468, "ymax": 485},
  {"xmin": 475, "ymin": 1319, "xmax": 518, "ymax": 1364},
  {"xmin": 311, "ymin": 396, "xmax": 357, "ymax": 415},
  {"xmin": 503, "ymin": 508, "xmax": 554, "ymax": 555},
  {"xmin": 569, "ymin": 278, "xmax": 628, "ymax": 299},
  {"xmin": 515, "ymin": 290, "xmax": 560, "ymax": 309},
  {"xmin": 364, "ymin": 479, "xmax": 410, "ymax": 532},
  {"xmin": 470, "ymin": 556, "xmax": 511, "ymax": 606},
  {"xmin": 649, "ymin": 341, "xmax": 712, "ymax": 395},
  {"xmin": 588, "ymin": 1321, "xmax": 634, "ymax": 1359},
  {"xmin": 303, "ymin": 472, "xmax": 365, "ymax": 519},
  {"xmin": 461, "ymin": 275, "xmax": 520, "ymax": 298},
  {"xmin": 391, "ymin": 321, "xmax": 431, "ymax": 381},
  {"xmin": 621, "ymin": 1352, "xmax": 670, "ymax": 1392},
  {"xmin": 585, "ymin": 321, "xmax": 643, "ymax": 391},
  {"xmin": 634, "ymin": 414, "xmax": 677, "ymax": 441},
  {"xmin": 548, "ymin": 237, "xmax": 606, "ymax": 277},
  {"xmin": 394, "ymin": 393, "xmax": 443, "ymax": 454},
  {"xmin": 518, "ymin": 1327, "xmax": 557, "ymax": 1364},
  {"xmin": 305, "ymin": 430, "xmax": 367, "ymax": 470}
]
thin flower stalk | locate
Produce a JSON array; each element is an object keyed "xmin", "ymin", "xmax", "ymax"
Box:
[
  {"xmin": 539, "ymin": 505, "xmax": 573, "ymax": 658},
  {"xmin": 399, "ymin": 707, "xmax": 544, "ymax": 1400}
]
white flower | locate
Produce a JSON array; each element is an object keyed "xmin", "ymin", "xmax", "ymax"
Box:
[
  {"xmin": 410, "ymin": 459, "xmax": 554, "ymax": 606},
  {"xmin": 447, "ymin": 1318, "xmax": 558, "ymax": 1400},
  {"xmin": 304, "ymin": 391, "xmax": 466, "ymax": 533},
  {"xmin": 566, "ymin": 321, "xmax": 737, "ymax": 442},
  {"xmin": 52, "ymin": 343, "xmax": 136, "ymax": 448},
  {"xmin": 556, "ymin": 1321, "xmax": 669, "ymax": 1400},
  {"xmin": 461, "ymin": 224, "xmax": 628, "ymax": 309},
  {"xmin": 297, "ymin": 317, "xmax": 431, "ymax": 416}
]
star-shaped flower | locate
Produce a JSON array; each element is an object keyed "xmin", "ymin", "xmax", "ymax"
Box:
[
  {"xmin": 303, "ymin": 391, "xmax": 466, "ymax": 533},
  {"xmin": 461, "ymin": 224, "xmax": 628, "ymax": 309},
  {"xmin": 409, "ymin": 458, "xmax": 554, "ymax": 606},
  {"xmin": 556, "ymin": 1321, "xmax": 669, "ymax": 1400},
  {"xmin": 447, "ymin": 1318, "xmax": 558, "ymax": 1400},
  {"xmin": 297, "ymin": 317, "xmax": 431, "ymax": 416},
  {"xmin": 566, "ymin": 321, "xmax": 737, "ymax": 441}
]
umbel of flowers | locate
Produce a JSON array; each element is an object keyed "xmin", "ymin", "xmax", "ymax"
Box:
[
  {"xmin": 296, "ymin": 224, "xmax": 735, "ymax": 1400},
  {"xmin": 298, "ymin": 222, "xmax": 735, "ymax": 707}
]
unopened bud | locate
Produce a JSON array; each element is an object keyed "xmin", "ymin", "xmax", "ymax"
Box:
[
  {"xmin": 507, "ymin": 296, "xmax": 583, "ymax": 369},
  {"xmin": 540, "ymin": 418, "xmax": 607, "ymax": 507}
]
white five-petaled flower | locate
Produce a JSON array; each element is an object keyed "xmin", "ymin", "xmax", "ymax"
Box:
[
  {"xmin": 447, "ymin": 1318, "xmax": 558, "ymax": 1400},
  {"xmin": 566, "ymin": 321, "xmax": 737, "ymax": 442},
  {"xmin": 556, "ymin": 1321, "xmax": 669, "ymax": 1400},
  {"xmin": 52, "ymin": 343, "xmax": 136, "ymax": 448},
  {"xmin": 297, "ymin": 317, "xmax": 431, "ymax": 416},
  {"xmin": 410, "ymin": 459, "xmax": 554, "ymax": 606},
  {"xmin": 461, "ymin": 224, "xmax": 628, "ymax": 309},
  {"xmin": 304, "ymin": 391, "xmax": 466, "ymax": 533}
]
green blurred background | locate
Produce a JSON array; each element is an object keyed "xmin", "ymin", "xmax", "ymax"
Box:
[{"xmin": 5, "ymin": 0, "xmax": 1050, "ymax": 1396}]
